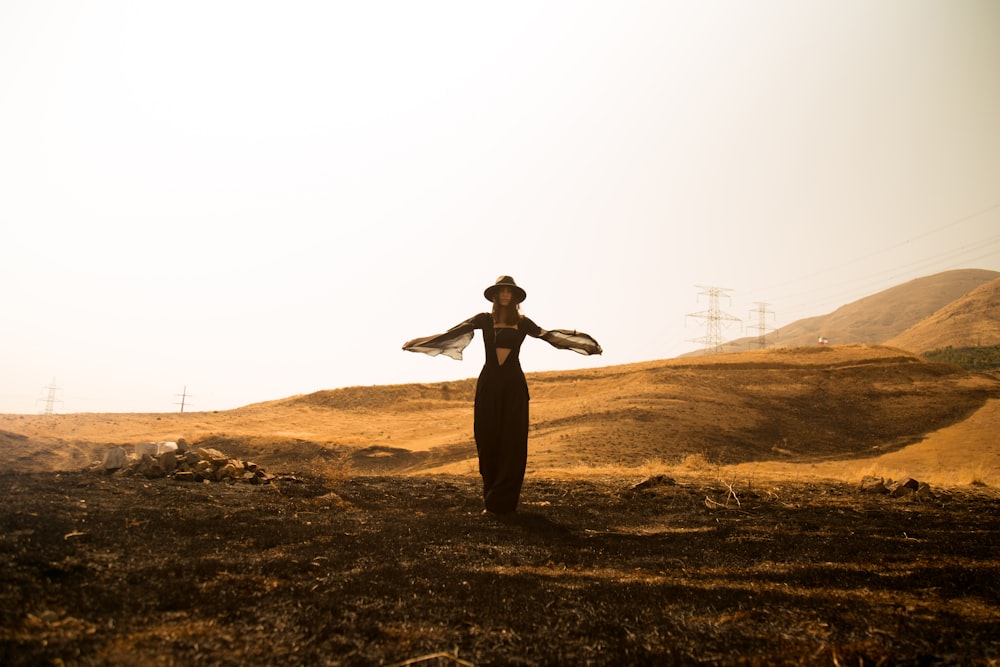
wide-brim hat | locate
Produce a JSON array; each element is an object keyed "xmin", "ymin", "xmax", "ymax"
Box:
[{"xmin": 484, "ymin": 275, "xmax": 526, "ymax": 304}]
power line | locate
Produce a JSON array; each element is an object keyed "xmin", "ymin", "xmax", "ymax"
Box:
[
  {"xmin": 748, "ymin": 235, "xmax": 1000, "ymax": 322},
  {"xmin": 749, "ymin": 201, "xmax": 1000, "ymax": 296}
]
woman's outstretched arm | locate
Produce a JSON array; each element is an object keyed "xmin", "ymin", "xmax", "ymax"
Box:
[
  {"xmin": 523, "ymin": 317, "xmax": 603, "ymax": 356},
  {"xmin": 402, "ymin": 314, "xmax": 484, "ymax": 361},
  {"xmin": 539, "ymin": 329, "xmax": 603, "ymax": 355}
]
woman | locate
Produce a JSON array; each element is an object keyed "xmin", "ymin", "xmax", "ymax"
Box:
[{"xmin": 403, "ymin": 276, "xmax": 602, "ymax": 515}]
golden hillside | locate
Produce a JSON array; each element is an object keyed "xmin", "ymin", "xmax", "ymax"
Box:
[
  {"xmin": 722, "ymin": 268, "xmax": 1000, "ymax": 351},
  {"xmin": 3, "ymin": 345, "xmax": 997, "ymax": 482},
  {"xmin": 886, "ymin": 276, "xmax": 1000, "ymax": 353}
]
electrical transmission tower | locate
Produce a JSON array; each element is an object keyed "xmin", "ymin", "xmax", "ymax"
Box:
[
  {"xmin": 175, "ymin": 386, "xmax": 192, "ymax": 413},
  {"xmin": 687, "ymin": 286, "xmax": 741, "ymax": 354},
  {"xmin": 38, "ymin": 378, "xmax": 63, "ymax": 415},
  {"xmin": 747, "ymin": 302, "xmax": 777, "ymax": 350}
]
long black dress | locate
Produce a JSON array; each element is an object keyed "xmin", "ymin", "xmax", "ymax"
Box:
[{"xmin": 403, "ymin": 313, "xmax": 601, "ymax": 513}]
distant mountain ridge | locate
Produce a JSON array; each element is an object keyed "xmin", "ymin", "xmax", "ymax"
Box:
[{"xmin": 717, "ymin": 268, "xmax": 1000, "ymax": 353}]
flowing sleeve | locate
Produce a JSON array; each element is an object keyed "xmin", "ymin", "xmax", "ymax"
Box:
[
  {"xmin": 523, "ymin": 317, "xmax": 603, "ymax": 356},
  {"xmin": 402, "ymin": 314, "xmax": 484, "ymax": 361}
]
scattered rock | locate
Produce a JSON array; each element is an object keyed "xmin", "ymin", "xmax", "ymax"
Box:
[
  {"xmin": 198, "ymin": 448, "xmax": 230, "ymax": 466},
  {"xmin": 860, "ymin": 476, "xmax": 887, "ymax": 494},
  {"xmin": 217, "ymin": 461, "xmax": 241, "ymax": 481},
  {"xmin": 135, "ymin": 442, "xmax": 158, "ymax": 457},
  {"xmin": 156, "ymin": 441, "xmax": 178, "ymax": 456},
  {"xmin": 888, "ymin": 477, "xmax": 920, "ymax": 498},
  {"xmin": 860, "ymin": 476, "xmax": 934, "ymax": 500},
  {"xmin": 889, "ymin": 482, "xmax": 915, "ymax": 498},
  {"xmin": 194, "ymin": 460, "xmax": 215, "ymax": 479},
  {"xmin": 101, "ymin": 447, "xmax": 127, "ymax": 471},
  {"xmin": 136, "ymin": 454, "xmax": 165, "ymax": 479},
  {"xmin": 159, "ymin": 450, "xmax": 177, "ymax": 475}
]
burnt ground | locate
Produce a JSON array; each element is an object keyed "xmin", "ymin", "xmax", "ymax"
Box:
[{"xmin": 0, "ymin": 470, "xmax": 998, "ymax": 666}]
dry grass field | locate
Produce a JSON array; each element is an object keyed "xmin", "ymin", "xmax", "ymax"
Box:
[
  {"xmin": 3, "ymin": 344, "xmax": 999, "ymax": 486},
  {"xmin": 2, "ymin": 344, "xmax": 999, "ymax": 665}
]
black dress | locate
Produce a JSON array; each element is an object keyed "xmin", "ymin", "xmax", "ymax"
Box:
[{"xmin": 403, "ymin": 313, "xmax": 601, "ymax": 513}]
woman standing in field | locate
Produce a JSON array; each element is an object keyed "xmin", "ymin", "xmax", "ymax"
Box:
[{"xmin": 403, "ymin": 276, "xmax": 602, "ymax": 515}]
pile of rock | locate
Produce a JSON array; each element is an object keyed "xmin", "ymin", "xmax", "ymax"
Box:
[
  {"xmin": 860, "ymin": 475, "xmax": 935, "ymax": 499},
  {"xmin": 100, "ymin": 439, "xmax": 274, "ymax": 484}
]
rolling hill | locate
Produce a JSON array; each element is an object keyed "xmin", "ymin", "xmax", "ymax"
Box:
[
  {"xmin": 4, "ymin": 269, "xmax": 1000, "ymax": 486},
  {"xmin": 886, "ymin": 275, "xmax": 1000, "ymax": 352},
  {"xmin": 720, "ymin": 268, "xmax": 1000, "ymax": 351},
  {"xmin": 3, "ymin": 345, "xmax": 998, "ymax": 485}
]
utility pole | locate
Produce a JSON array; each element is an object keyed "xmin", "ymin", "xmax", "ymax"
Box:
[
  {"xmin": 687, "ymin": 286, "xmax": 741, "ymax": 354},
  {"xmin": 747, "ymin": 302, "xmax": 776, "ymax": 350},
  {"xmin": 175, "ymin": 386, "xmax": 191, "ymax": 413}
]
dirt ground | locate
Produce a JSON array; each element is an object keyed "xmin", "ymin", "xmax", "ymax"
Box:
[{"xmin": 1, "ymin": 467, "xmax": 998, "ymax": 666}]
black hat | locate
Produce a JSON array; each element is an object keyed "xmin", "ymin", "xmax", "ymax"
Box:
[{"xmin": 484, "ymin": 275, "xmax": 526, "ymax": 304}]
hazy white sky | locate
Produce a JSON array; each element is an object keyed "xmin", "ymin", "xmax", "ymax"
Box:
[{"xmin": 2, "ymin": 1, "xmax": 999, "ymax": 414}]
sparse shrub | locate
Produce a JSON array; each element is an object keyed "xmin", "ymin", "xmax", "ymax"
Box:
[
  {"xmin": 922, "ymin": 344, "xmax": 1000, "ymax": 370},
  {"xmin": 678, "ymin": 452, "xmax": 712, "ymax": 471},
  {"xmin": 313, "ymin": 449, "xmax": 353, "ymax": 483}
]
